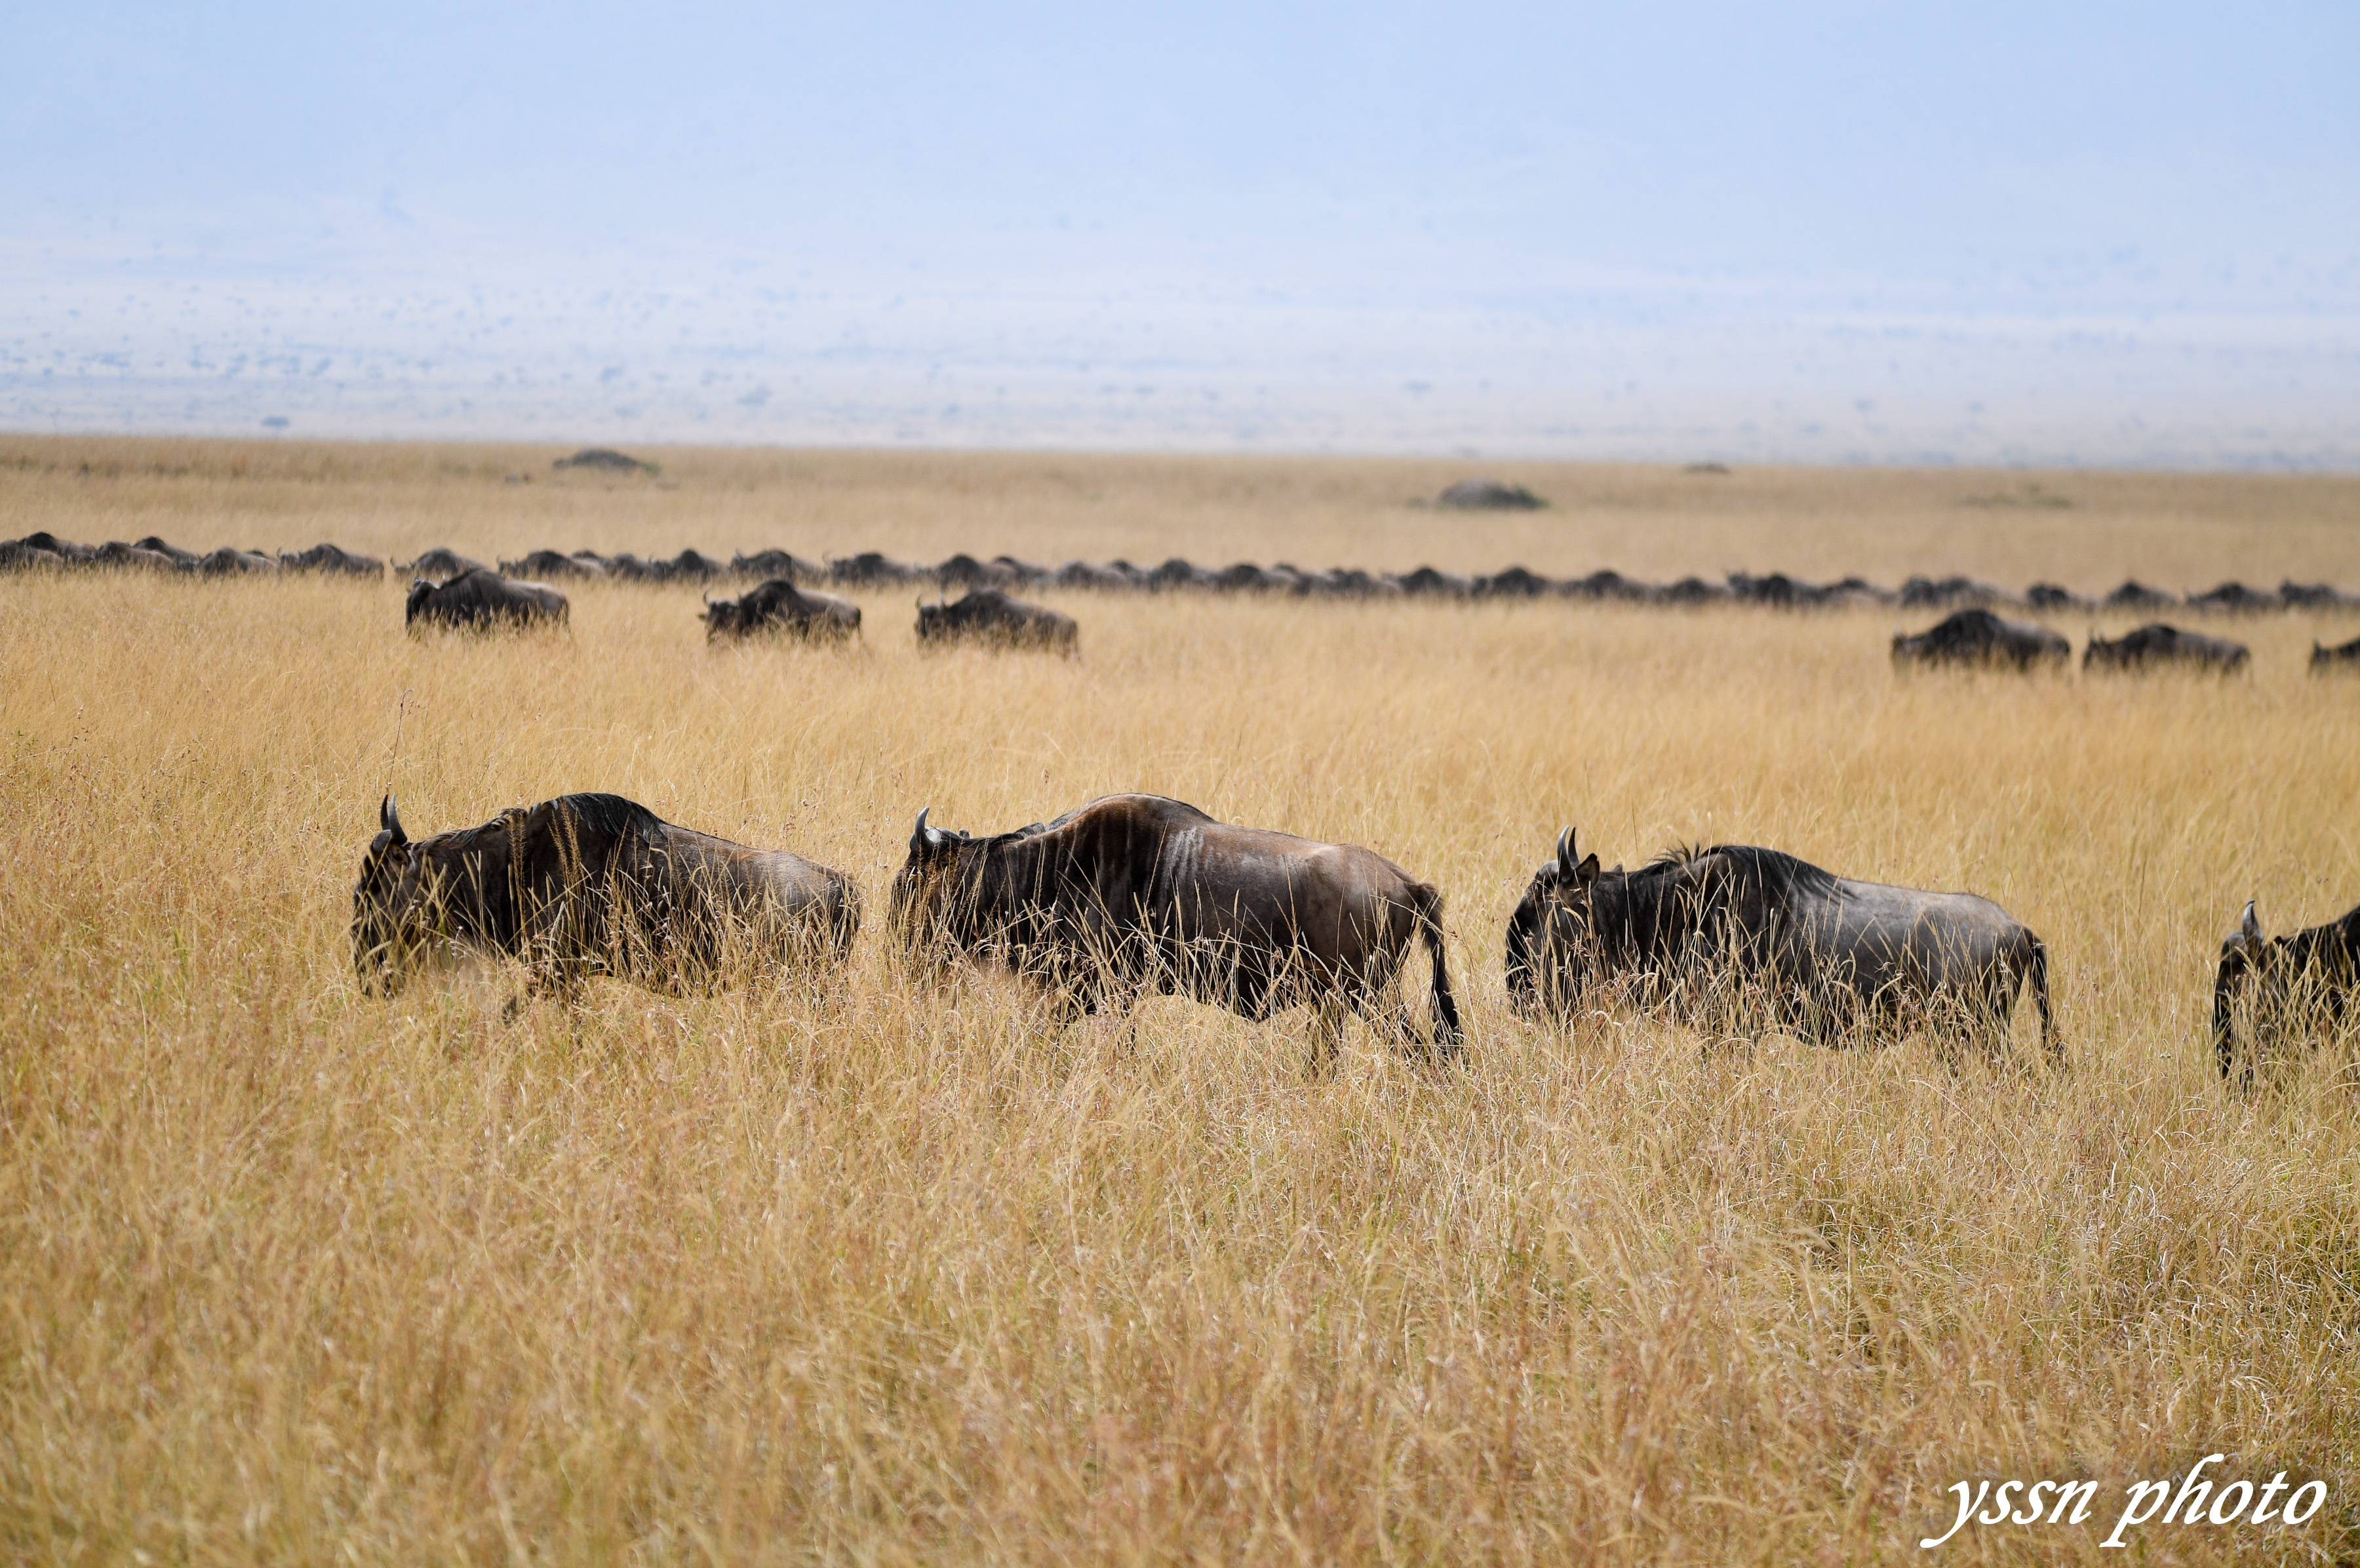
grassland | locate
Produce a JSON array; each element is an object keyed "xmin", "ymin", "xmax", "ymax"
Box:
[{"xmin": 3, "ymin": 438, "xmax": 2359, "ymax": 1564}]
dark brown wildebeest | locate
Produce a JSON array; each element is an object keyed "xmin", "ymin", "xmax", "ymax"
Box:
[
  {"xmin": 732, "ymin": 548, "xmax": 822, "ymax": 583},
  {"xmin": 2311, "ymin": 635, "xmax": 2360, "ymax": 672},
  {"xmin": 405, "ymin": 568, "xmax": 569, "ymax": 631},
  {"xmin": 915, "ymin": 587, "xmax": 1078, "ymax": 653},
  {"xmin": 199, "ymin": 547, "xmax": 281, "ymax": 576},
  {"xmin": 499, "ymin": 549, "xmax": 606, "ymax": 580},
  {"xmin": 2212, "ymin": 896, "xmax": 2360, "ymax": 1086},
  {"xmin": 94, "ymin": 541, "xmax": 189, "ymax": 572},
  {"xmin": 353, "ymin": 793, "xmax": 858, "ymax": 996},
  {"xmin": 400, "ymin": 545, "xmax": 488, "ymax": 579},
  {"xmin": 1891, "ymin": 608, "xmax": 2070, "ymax": 670},
  {"xmin": 889, "ymin": 794, "xmax": 1460, "ymax": 1065},
  {"xmin": 1506, "ymin": 829, "xmax": 2055, "ymax": 1061},
  {"xmin": 279, "ymin": 542, "xmax": 384, "ymax": 576},
  {"xmin": 702, "ymin": 578, "xmax": 861, "ymax": 642},
  {"xmin": 2083, "ymin": 623, "xmax": 2249, "ymax": 673},
  {"xmin": 134, "ymin": 536, "xmax": 204, "ymax": 568}
]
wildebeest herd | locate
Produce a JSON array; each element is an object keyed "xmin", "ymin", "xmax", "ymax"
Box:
[
  {"xmin": 350, "ymin": 785, "xmax": 2351, "ymax": 1088},
  {"xmin": 16, "ymin": 526, "xmax": 2360, "ymax": 668}
]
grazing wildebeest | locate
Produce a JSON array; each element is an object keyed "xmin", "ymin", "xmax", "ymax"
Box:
[
  {"xmin": 1900, "ymin": 575, "xmax": 2003, "ymax": 609},
  {"xmin": 2082, "ymin": 623, "xmax": 2249, "ymax": 673},
  {"xmin": 199, "ymin": 547, "xmax": 281, "ymax": 576},
  {"xmin": 1395, "ymin": 566, "xmax": 1475, "ymax": 599},
  {"xmin": 732, "ymin": 548, "xmax": 822, "ymax": 584},
  {"xmin": 2212, "ymin": 897, "xmax": 2360, "ymax": 1086},
  {"xmin": 1053, "ymin": 560, "xmax": 1136, "ymax": 591},
  {"xmin": 1505, "ymin": 829, "xmax": 2055, "ymax": 1060},
  {"xmin": 499, "ymin": 549, "xmax": 606, "ymax": 580},
  {"xmin": 134, "ymin": 536, "xmax": 204, "ymax": 568},
  {"xmin": 1891, "ymin": 608, "xmax": 2070, "ymax": 670},
  {"xmin": 2186, "ymin": 581, "xmax": 2275, "ymax": 614},
  {"xmin": 2104, "ymin": 579, "xmax": 2177, "ymax": 611},
  {"xmin": 279, "ymin": 542, "xmax": 384, "ymax": 576},
  {"xmin": 915, "ymin": 587, "xmax": 1078, "ymax": 653},
  {"xmin": 405, "ymin": 568, "xmax": 569, "ymax": 631},
  {"xmin": 889, "ymin": 794, "xmax": 1460, "ymax": 1065},
  {"xmin": 937, "ymin": 553, "xmax": 1019, "ymax": 591},
  {"xmin": 401, "ymin": 546, "xmax": 489, "ymax": 579},
  {"xmin": 2311, "ymin": 635, "xmax": 2360, "ymax": 673},
  {"xmin": 2026, "ymin": 582, "xmax": 2087, "ymax": 612},
  {"xmin": 94, "ymin": 541, "xmax": 189, "ymax": 572},
  {"xmin": 353, "ymin": 793, "xmax": 857, "ymax": 996},
  {"xmin": 702, "ymin": 578, "xmax": 861, "ymax": 642},
  {"xmin": 830, "ymin": 551, "xmax": 929, "ymax": 587}
]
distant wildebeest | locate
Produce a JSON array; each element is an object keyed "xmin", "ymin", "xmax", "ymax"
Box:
[
  {"xmin": 353, "ymin": 792, "xmax": 857, "ymax": 996},
  {"xmin": 702, "ymin": 578, "xmax": 861, "ymax": 642},
  {"xmin": 499, "ymin": 549, "xmax": 606, "ymax": 580},
  {"xmin": 94, "ymin": 541, "xmax": 188, "ymax": 572},
  {"xmin": 1900, "ymin": 575, "xmax": 2003, "ymax": 610},
  {"xmin": 2103, "ymin": 579, "xmax": 2177, "ymax": 612},
  {"xmin": 2025, "ymin": 582, "xmax": 2087, "ymax": 612},
  {"xmin": 198, "ymin": 547, "xmax": 281, "ymax": 576},
  {"xmin": 889, "ymin": 794, "xmax": 1461, "ymax": 1064},
  {"xmin": 2212, "ymin": 896, "xmax": 2360, "ymax": 1086},
  {"xmin": 2283, "ymin": 580, "xmax": 2360, "ymax": 610},
  {"xmin": 2185, "ymin": 581, "xmax": 2275, "ymax": 614},
  {"xmin": 937, "ymin": 553, "xmax": 1019, "ymax": 591},
  {"xmin": 2311, "ymin": 635, "xmax": 2360, "ymax": 673},
  {"xmin": 1476, "ymin": 566, "xmax": 1558, "ymax": 598},
  {"xmin": 732, "ymin": 548, "xmax": 822, "ymax": 584},
  {"xmin": 2082, "ymin": 623, "xmax": 2249, "ymax": 673},
  {"xmin": 1891, "ymin": 608, "xmax": 2070, "ymax": 670},
  {"xmin": 1506, "ymin": 829, "xmax": 2055, "ymax": 1060},
  {"xmin": 405, "ymin": 568, "xmax": 569, "ymax": 632},
  {"xmin": 1053, "ymin": 560, "xmax": 1135, "ymax": 591},
  {"xmin": 1395, "ymin": 566, "xmax": 1475, "ymax": 599},
  {"xmin": 829, "ymin": 551, "xmax": 929, "ymax": 587},
  {"xmin": 915, "ymin": 587, "xmax": 1078, "ymax": 653},
  {"xmin": 279, "ymin": 542, "xmax": 384, "ymax": 576},
  {"xmin": 401, "ymin": 546, "xmax": 488, "ymax": 579},
  {"xmin": 133, "ymin": 536, "xmax": 204, "ymax": 569}
]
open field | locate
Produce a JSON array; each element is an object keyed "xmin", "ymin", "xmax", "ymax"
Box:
[{"xmin": 4, "ymin": 439, "xmax": 2359, "ymax": 1563}]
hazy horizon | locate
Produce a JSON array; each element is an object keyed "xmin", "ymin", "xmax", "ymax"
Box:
[{"xmin": 5, "ymin": 1, "xmax": 2356, "ymax": 467}]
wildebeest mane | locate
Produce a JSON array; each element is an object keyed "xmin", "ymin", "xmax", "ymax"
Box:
[{"xmin": 420, "ymin": 791, "xmax": 664, "ymax": 951}]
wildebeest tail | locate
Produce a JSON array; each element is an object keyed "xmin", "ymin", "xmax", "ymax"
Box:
[{"xmin": 1413, "ymin": 884, "xmax": 1463, "ymax": 1053}]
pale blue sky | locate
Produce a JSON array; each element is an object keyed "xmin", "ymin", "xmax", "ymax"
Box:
[{"xmin": 5, "ymin": 1, "xmax": 2356, "ymax": 462}]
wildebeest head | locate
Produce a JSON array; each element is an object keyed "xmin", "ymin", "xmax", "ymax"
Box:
[
  {"xmin": 887, "ymin": 807, "xmax": 980, "ymax": 954},
  {"xmin": 352, "ymin": 794, "xmax": 431, "ymax": 994},
  {"xmin": 1505, "ymin": 826, "xmax": 1603, "ymax": 1013},
  {"xmin": 701, "ymin": 592, "xmax": 741, "ymax": 640}
]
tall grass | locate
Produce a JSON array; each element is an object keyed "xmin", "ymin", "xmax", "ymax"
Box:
[{"xmin": 3, "ymin": 442, "xmax": 2358, "ymax": 1563}]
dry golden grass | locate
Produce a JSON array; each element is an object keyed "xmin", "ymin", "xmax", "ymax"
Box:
[{"xmin": 4, "ymin": 439, "xmax": 2359, "ymax": 1564}]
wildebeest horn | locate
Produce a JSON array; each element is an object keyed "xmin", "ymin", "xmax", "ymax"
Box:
[
  {"xmin": 2241, "ymin": 898, "xmax": 2262, "ymax": 945},
  {"xmin": 913, "ymin": 806, "xmax": 946, "ymax": 852},
  {"xmin": 380, "ymin": 793, "xmax": 407, "ymax": 845},
  {"xmin": 1555, "ymin": 826, "xmax": 1576, "ymax": 877}
]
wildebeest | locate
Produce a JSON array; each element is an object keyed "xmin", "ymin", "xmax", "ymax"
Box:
[
  {"xmin": 937, "ymin": 553, "xmax": 1019, "ymax": 591},
  {"xmin": 1506, "ymin": 829, "xmax": 2055, "ymax": 1060},
  {"xmin": 2104, "ymin": 579, "xmax": 2177, "ymax": 611},
  {"xmin": 829, "ymin": 551, "xmax": 929, "ymax": 587},
  {"xmin": 94, "ymin": 541, "xmax": 189, "ymax": 572},
  {"xmin": 915, "ymin": 587, "xmax": 1078, "ymax": 653},
  {"xmin": 279, "ymin": 542, "xmax": 384, "ymax": 576},
  {"xmin": 732, "ymin": 548, "xmax": 822, "ymax": 584},
  {"xmin": 2082, "ymin": 623, "xmax": 2249, "ymax": 673},
  {"xmin": 1395, "ymin": 566, "xmax": 1475, "ymax": 599},
  {"xmin": 499, "ymin": 549, "xmax": 606, "ymax": 580},
  {"xmin": 2212, "ymin": 896, "xmax": 2360, "ymax": 1086},
  {"xmin": 400, "ymin": 546, "xmax": 489, "ymax": 579},
  {"xmin": 405, "ymin": 568, "xmax": 569, "ymax": 631},
  {"xmin": 702, "ymin": 578, "xmax": 861, "ymax": 642},
  {"xmin": 888, "ymin": 794, "xmax": 1460, "ymax": 1063},
  {"xmin": 2186, "ymin": 581, "xmax": 2275, "ymax": 614},
  {"xmin": 1891, "ymin": 608, "xmax": 2070, "ymax": 670},
  {"xmin": 199, "ymin": 547, "xmax": 281, "ymax": 576},
  {"xmin": 353, "ymin": 792, "xmax": 857, "ymax": 996},
  {"xmin": 2311, "ymin": 635, "xmax": 2360, "ymax": 672}
]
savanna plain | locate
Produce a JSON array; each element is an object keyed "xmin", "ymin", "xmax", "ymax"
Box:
[{"xmin": 3, "ymin": 438, "xmax": 2359, "ymax": 1565}]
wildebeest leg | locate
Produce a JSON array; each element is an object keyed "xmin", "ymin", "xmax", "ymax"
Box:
[{"xmin": 1307, "ymin": 999, "xmax": 1348, "ymax": 1078}]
